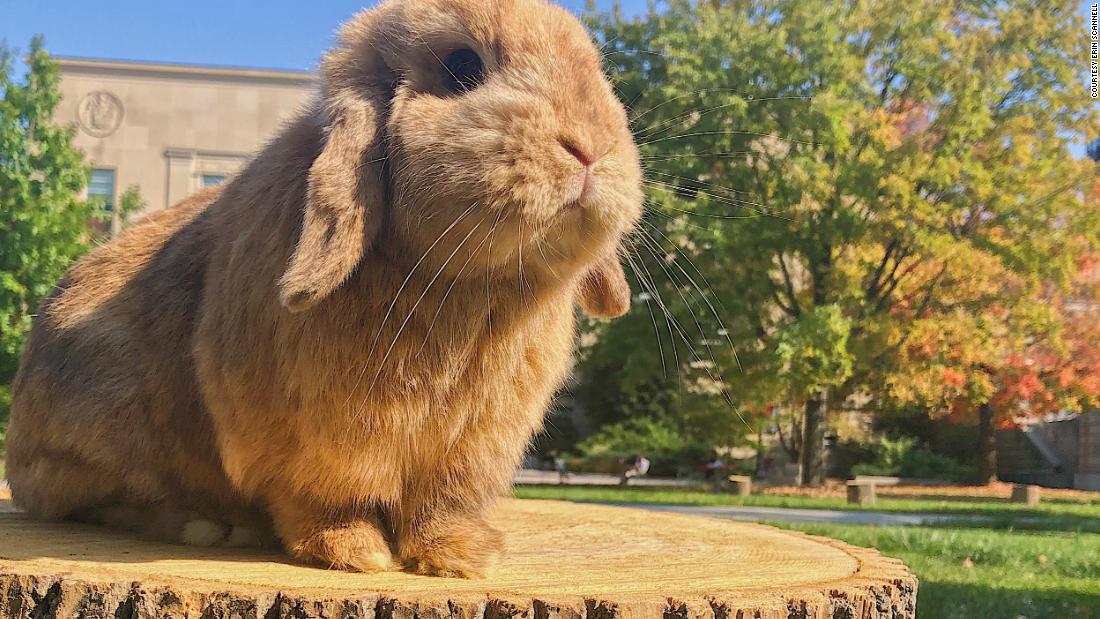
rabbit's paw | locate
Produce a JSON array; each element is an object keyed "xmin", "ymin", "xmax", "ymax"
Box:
[
  {"xmin": 400, "ymin": 518, "xmax": 504, "ymax": 579},
  {"xmin": 181, "ymin": 519, "xmax": 230, "ymax": 547},
  {"xmin": 290, "ymin": 521, "xmax": 394, "ymax": 573}
]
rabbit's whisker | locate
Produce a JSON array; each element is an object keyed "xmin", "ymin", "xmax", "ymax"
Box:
[
  {"xmin": 624, "ymin": 243, "xmax": 682, "ymax": 393},
  {"xmin": 642, "ymin": 203, "xmax": 739, "ymax": 233},
  {"xmin": 642, "ymin": 203, "xmax": 724, "ymax": 233},
  {"xmin": 633, "ymin": 95, "xmax": 813, "ymax": 141},
  {"xmin": 517, "ymin": 222, "xmax": 526, "ymax": 305},
  {"xmin": 345, "ymin": 202, "xmax": 478, "ymax": 406},
  {"xmin": 641, "ymin": 151, "xmax": 759, "ymax": 161},
  {"xmin": 485, "ymin": 208, "xmax": 508, "ymax": 347},
  {"xmin": 534, "ymin": 237, "xmax": 560, "ymax": 281},
  {"xmin": 643, "ymin": 167, "xmax": 760, "ymax": 199},
  {"xmin": 643, "ymin": 182, "xmax": 768, "ymax": 220},
  {"xmin": 360, "ymin": 204, "xmax": 488, "ymax": 408},
  {"xmin": 622, "ymin": 250, "xmax": 668, "ymax": 380},
  {"xmin": 517, "ymin": 223, "xmax": 536, "ymax": 311},
  {"xmin": 624, "ymin": 85, "xmax": 807, "ymax": 127},
  {"xmin": 634, "ymin": 228, "xmax": 750, "ymax": 431},
  {"xmin": 643, "ymin": 222, "xmax": 742, "ymax": 373},
  {"xmin": 354, "ymin": 155, "xmax": 388, "ymax": 172},
  {"xmin": 638, "ymin": 129, "xmax": 818, "ymax": 148},
  {"xmin": 633, "ymin": 229, "xmax": 699, "ymax": 362},
  {"xmin": 416, "ymin": 210, "xmax": 504, "ymax": 355},
  {"xmin": 642, "ymin": 179, "xmax": 790, "ymax": 221}
]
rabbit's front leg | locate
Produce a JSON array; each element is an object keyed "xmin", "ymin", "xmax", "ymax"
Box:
[
  {"xmin": 268, "ymin": 498, "xmax": 394, "ymax": 573},
  {"xmin": 396, "ymin": 503, "xmax": 504, "ymax": 578},
  {"xmin": 395, "ymin": 435, "xmax": 514, "ymax": 578}
]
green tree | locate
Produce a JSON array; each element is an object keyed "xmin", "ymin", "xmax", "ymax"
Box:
[
  {"xmin": 116, "ymin": 186, "xmax": 146, "ymax": 230},
  {"xmin": 0, "ymin": 37, "xmax": 99, "ymax": 410},
  {"xmin": 586, "ymin": 0, "xmax": 1097, "ymax": 484}
]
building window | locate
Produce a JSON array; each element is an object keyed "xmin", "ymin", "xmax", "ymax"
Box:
[
  {"xmin": 202, "ymin": 174, "xmax": 227, "ymax": 187},
  {"xmin": 88, "ymin": 168, "xmax": 116, "ymax": 211}
]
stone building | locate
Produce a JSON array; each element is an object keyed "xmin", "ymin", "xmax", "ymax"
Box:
[{"xmin": 54, "ymin": 57, "xmax": 315, "ymax": 233}]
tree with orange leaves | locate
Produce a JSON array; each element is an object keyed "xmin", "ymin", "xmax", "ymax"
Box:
[{"xmin": 881, "ymin": 245, "xmax": 1100, "ymax": 483}]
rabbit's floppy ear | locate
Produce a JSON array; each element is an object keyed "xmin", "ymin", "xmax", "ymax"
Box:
[
  {"xmin": 278, "ymin": 19, "xmax": 392, "ymax": 313},
  {"xmin": 578, "ymin": 253, "xmax": 632, "ymax": 319}
]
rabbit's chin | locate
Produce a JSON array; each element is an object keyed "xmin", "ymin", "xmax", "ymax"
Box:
[{"xmin": 388, "ymin": 187, "xmax": 637, "ymax": 283}]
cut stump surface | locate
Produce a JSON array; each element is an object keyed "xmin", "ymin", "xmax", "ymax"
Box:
[{"xmin": 0, "ymin": 490, "xmax": 916, "ymax": 618}]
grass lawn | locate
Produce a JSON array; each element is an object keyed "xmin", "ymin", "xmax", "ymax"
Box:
[
  {"xmin": 516, "ymin": 484, "xmax": 1100, "ymax": 618},
  {"xmin": 776, "ymin": 522, "xmax": 1100, "ymax": 618}
]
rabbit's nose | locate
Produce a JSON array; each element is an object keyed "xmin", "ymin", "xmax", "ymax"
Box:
[
  {"xmin": 559, "ymin": 139, "xmax": 599, "ymax": 202},
  {"xmin": 560, "ymin": 139, "xmax": 595, "ymax": 168}
]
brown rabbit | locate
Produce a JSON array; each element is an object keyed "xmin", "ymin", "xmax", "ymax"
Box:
[{"xmin": 6, "ymin": 0, "xmax": 642, "ymax": 578}]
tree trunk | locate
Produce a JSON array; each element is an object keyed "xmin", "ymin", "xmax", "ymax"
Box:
[
  {"xmin": 977, "ymin": 401, "xmax": 998, "ymax": 485},
  {"xmin": 754, "ymin": 427, "xmax": 765, "ymax": 477},
  {"xmin": 800, "ymin": 392, "xmax": 828, "ymax": 486}
]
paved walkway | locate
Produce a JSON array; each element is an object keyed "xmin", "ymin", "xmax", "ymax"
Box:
[
  {"xmin": 605, "ymin": 502, "xmax": 984, "ymax": 526},
  {"xmin": 514, "ymin": 469, "xmax": 698, "ymax": 487}
]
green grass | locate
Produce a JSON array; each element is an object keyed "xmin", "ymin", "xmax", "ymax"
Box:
[
  {"xmin": 514, "ymin": 484, "xmax": 1100, "ymax": 532},
  {"xmin": 775, "ymin": 522, "xmax": 1100, "ymax": 618},
  {"xmin": 516, "ymin": 485, "xmax": 1100, "ymax": 618}
]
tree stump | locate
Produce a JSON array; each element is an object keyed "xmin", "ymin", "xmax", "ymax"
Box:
[
  {"xmin": 1011, "ymin": 484, "xmax": 1041, "ymax": 506},
  {"xmin": 726, "ymin": 475, "xmax": 753, "ymax": 496},
  {"xmin": 0, "ymin": 489, "xmax": 916, "ymax": 618},
  {"xmin": 847, "ymin": 481, "xmax": 877, "ymax": 507}
]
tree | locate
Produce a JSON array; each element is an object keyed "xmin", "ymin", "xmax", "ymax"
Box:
[
  {"xmin": 886, "ymin": 253, "xmax": 1100, "ymax": 483},
  {"xmin": 0, "ymin": 38, "xmax": 100, "ymax": 404},
  {"xmin": 117, "ymin": 186, "xmax": 146, "ymax": 230},
  {"xmin": 93, "ymin": 185, "xmax": 147, "ymax": 239},
  {"xmin": 586, "ymin": 0, "xmax": 1098, "ymax": 484}
]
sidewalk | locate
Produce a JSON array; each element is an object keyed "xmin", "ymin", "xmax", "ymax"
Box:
[
  {"xmin": 513, "ymin": 470, "xmax": 994, "ymax": 526},
  {"xmin": 608, "ymin": 502, "xmax": 987, "ymax": 526},
  {"xmin": 513, "ymin": 469, "xmax": 699, "ymax": 487}
]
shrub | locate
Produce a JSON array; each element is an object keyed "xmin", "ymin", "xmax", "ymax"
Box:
[
  {"xmin": 851, "ymin": 436, "xmax": 977, "ymax": 483},
  {"xmin": 576, "ymin": 417, "xmax": 709, "ymax": 477}
]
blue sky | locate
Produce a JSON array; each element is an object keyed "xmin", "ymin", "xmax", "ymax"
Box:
[
  {"xmin": 3, "ymin": 0, "xmax": 1092, "ymax": 154},
  {"xmin": 2, "ymin": 1, "xmax": 650, "ymax": 71}
]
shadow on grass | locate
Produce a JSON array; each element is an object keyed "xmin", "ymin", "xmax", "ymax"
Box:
[
  {"xmin": 918, "ymin": 581, "xmax": 1100, "ymax": 619},
  {"xmin": 932, "ymin": 515, "xmax": 1100, "ymax": 534},
  {"xmin": 884, "ymin": 492, "xmax": 1097, "ymax": 507},
  {"xmin": 882, "ymin": 492, "xmax": 1016, "ymax": 505}
]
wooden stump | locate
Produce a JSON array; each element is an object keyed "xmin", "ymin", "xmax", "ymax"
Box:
[
  {"xmin": 847, "ymin": 481, "xmax": 877, "ymax": 507},
  {"xmin": 0, "ymin": 490, "xmax": 916, "ymax": 618},
  {"xmin": 726, "ymin": 475, "xmax": 753, "ymax": 496},
  {"xmin": 1011, "ymin": 484, "xmax": 1041, "ymax": 506}
]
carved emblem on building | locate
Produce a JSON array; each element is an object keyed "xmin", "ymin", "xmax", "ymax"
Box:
[{"xmin": 77, "ymin": 91, "xmax": 124, "ymax": 138}]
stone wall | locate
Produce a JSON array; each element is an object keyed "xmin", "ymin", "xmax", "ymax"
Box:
[{"xmin": 55, "ymin": 57, "xmax": 314, "ymax": 225}]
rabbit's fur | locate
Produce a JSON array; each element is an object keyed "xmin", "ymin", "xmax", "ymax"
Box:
[{"xmin": 6, "ymin": 0, "xmax": 642, "ymax": 578}]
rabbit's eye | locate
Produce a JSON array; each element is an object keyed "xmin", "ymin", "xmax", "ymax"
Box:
[{"xmin": 442, "ymin": 48, "xmax": 485, "ymax": 94}]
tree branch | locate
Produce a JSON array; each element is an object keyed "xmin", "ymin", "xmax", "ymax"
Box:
[
  {"xmin": 866, "ymin": 239, "xmax": 899, "ymax": 301},
  {"xmin": 778, "ymin": 254, "xmax": 803, "ymax": 317}
]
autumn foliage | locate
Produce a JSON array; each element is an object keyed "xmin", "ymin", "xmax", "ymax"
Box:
[{"xmin": 581, "ymin": 0, "xmax": 1099, "ymax": 484}]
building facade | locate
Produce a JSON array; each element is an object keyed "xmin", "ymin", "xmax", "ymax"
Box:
[
  {"xmin": 998, "ymin": 411, "xmax": 1100, "ymax": 490},
  {"xmin": 55, "ymin": 57, "xmax": 315, "ymax": 232}
]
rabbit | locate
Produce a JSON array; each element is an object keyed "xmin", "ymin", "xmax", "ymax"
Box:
[{"xmin": 5, "ymin": 0, "xmax": 643, "ymax": 578}]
